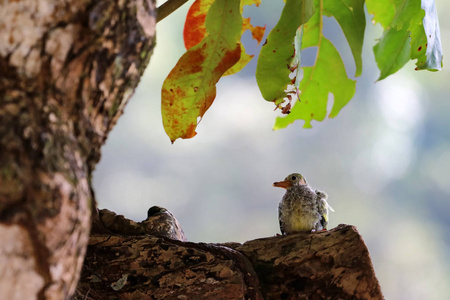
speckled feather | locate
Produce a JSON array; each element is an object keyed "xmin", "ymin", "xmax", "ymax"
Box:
[
  {"xmin": 275, "ymin": 173, "xmax": 333, "ymax": 234},
  {"xmin": 140, "ymin": 206, "xmax": 187, "ymax": 241}
]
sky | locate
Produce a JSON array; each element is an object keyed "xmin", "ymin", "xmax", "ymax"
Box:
[{"xmin": 93, "ymin": 1, "xmax": 450, "ymax": 299}]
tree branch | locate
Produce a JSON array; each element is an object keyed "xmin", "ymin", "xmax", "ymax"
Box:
[
  {"xmin": 76, "ymin": 223, "xmax": 384, "ymax": 299},
  {"xmin": 157, "ymin": 0, "xmax": 190, "ymax": 23}
]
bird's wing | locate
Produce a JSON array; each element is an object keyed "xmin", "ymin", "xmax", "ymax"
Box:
[
  {"xmin": 316, "ymin": 190, "xmax": 334, "ymax": 212},
  {"xmin": 315, "ymin": 190, "xmax": 333, "ymax": 230}
]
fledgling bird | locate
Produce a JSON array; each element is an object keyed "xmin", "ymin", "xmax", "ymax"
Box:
[
  {"xmin": 273, "ymin": 173, "xmax": 334, "ymax": 234},
  {"xmin": 139, "ymin": 206, "xmax": 187, "ymax": 241}
]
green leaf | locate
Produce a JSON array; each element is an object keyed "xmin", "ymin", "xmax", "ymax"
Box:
[
  {"xmin": 390, "ymin": 0, "xmax": 422, "ymax": 30},
  {"xmin": 291, "ymin": 27, "xmax": 303, "ymax": 96},
  {"xmin": 274, "ymin": 0, "xmax": 356, "ymax": 129},
  {"xmin": 366, "ymin": 0, "xmax": 396, "ymax": 27},
  {"xmin": 275, "ymin": 38, "xmax": 356, "ymax": 129},
  {"xmin": 367, "ymin": 0, "xmax": 443, "ymax": 80},
  {"xmin": 323, "ymin": 0, "xmax": 366, "ymax": 77},
  {"xmin": 373, "ymin": 27, "xmax": 411, "ymax": 81},
  {"xmin": 255, "ymin": 0, "xmax": 315, "ymax": 103},
  {"xmin": 223, "ymin": 2, "xmax": 266, "ymax": 76},
  {"xmin": 161, "ymin": 0, "xmax": 242, "ymax": 143}
]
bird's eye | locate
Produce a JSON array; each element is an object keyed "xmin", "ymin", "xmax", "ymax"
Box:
[{"xmin": 291, "ymin": 175, "xmax": 297, "ymax": 180}]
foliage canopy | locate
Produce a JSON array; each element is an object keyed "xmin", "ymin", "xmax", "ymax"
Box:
[{"xmin": 161, "ymin": 0, "xmax": 443, "ymax": 143}]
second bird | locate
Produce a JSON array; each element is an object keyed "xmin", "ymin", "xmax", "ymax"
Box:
[{"xmin": 273, "ymin": 173, "xmax": 334, "ymax": 234}]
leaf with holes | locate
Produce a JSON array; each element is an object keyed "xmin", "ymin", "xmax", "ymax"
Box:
[
  {"xmin": 162, "ymin": 0, "xmax": 242, "ymax": 143},
  {"xmin": 255, "ymin": 0, "xmax": 315, "ymax": 105},
  {"xmin": 223, "ymin": 14, "xmax": 266, "ymax": 76},
  {"xmin": 274, "ymin": 0, "xmax": 356, "ymax": 129},
  {"xmin": 323, "ymin": 0, "xmax": 365, "ymax": 77}
]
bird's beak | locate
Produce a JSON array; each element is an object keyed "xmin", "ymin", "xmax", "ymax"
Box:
[{"xmin": 273, "ymin": 180, "xmax": 291, "ymax": 189}]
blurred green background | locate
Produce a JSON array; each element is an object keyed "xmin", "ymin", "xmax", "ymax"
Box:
[{"xmin": 93, "ymin": 1, "xmax": 450, "ymax": 299}]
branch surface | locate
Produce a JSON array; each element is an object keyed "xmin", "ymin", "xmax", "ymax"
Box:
[{"xmin": 76, "ymin": 224, "xmax": 384, "ymax": 299}]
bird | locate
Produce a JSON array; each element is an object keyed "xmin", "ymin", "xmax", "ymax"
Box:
[
  {"xmin": 139, "ymin": 206, "xmax": 187, "ymax": 241},
  {"xmin": 273, "ymin": 173, "xmax": 334, "ymax": 234}
]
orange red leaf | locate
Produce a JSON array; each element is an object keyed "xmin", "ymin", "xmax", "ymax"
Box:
[
  {"xmin": 183, "ymin": 0, "xmax": 266, "ymax": 76},
  {"xmin": 183, "ymin": 0, "xmax": 212, "ymax": 49},
  {"xmin": 162, "ymin": 0, "xmax": 242, "ymax": 143}
]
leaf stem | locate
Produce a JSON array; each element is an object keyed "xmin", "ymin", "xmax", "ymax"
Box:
[
  {"xmin": 317, "ymin": 0, "xmax": 323, "ymax": 56},
  {"xmin": 157, "ymin": 0, "xmax": 190, "ymax": 23}
]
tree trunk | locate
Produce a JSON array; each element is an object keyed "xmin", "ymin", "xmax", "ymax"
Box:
[
  {"xmin": 0, "ymin": 0, "xmax": 156, "ymax": 298},
  {"xmin": 75, "ymin": 222, "xmax": 384, "ymax": 299}
]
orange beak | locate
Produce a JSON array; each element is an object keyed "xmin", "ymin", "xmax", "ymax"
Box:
[{"xmin": 273, "ymin": 180, "xmax": 291, "ymax": 189}]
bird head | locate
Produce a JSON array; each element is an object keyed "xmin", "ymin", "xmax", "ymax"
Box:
[
  {"xmin": 147, "ymin": 206, "xmax": 167, "ymax": 218},
  {"xmin": 273, "ymin": 173, "xmax": 307, "ymax": 189}
]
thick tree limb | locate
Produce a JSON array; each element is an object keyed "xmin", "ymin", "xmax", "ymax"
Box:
[
  {"xmin": 75, "ymin": 236, "xmax": 263, "ymax": 299},
  {"xmin": 233, "ymin": 224, "xmax": 384, "ymax": 299},
  {"xmin": 76, "ymin": 224, "xmax": 384, "ymax": 299}
]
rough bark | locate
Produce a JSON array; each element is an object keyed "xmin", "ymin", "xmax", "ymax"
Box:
[
  {"xmin": 234, "ymin": 224, "xmax": 384, "ymax": 299},
  {"xmin": 75, "ymin": 223, "xmax": 383, "ymax": 299},
  {"xmin": 0, "ymin": 0, "xmax": 156, "ymax": 299}
]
